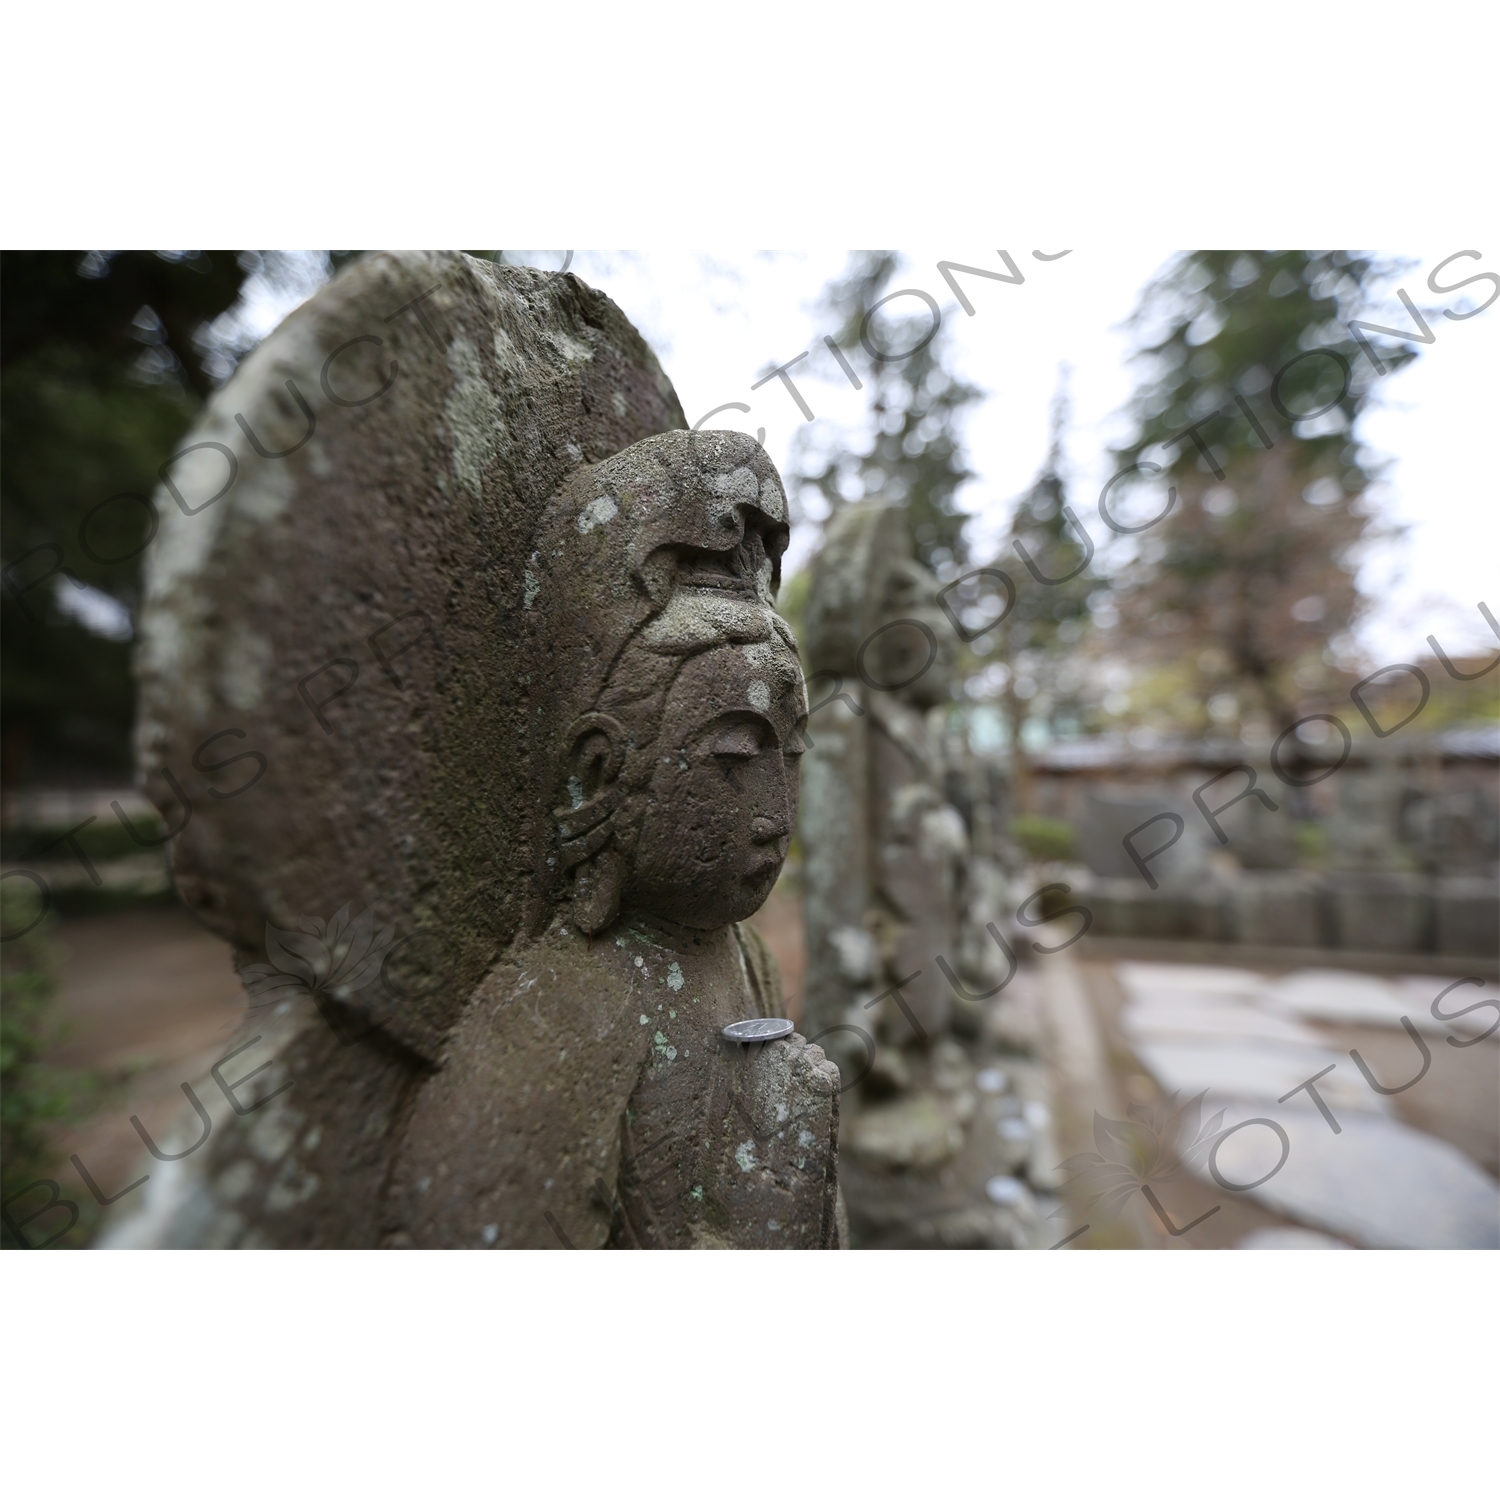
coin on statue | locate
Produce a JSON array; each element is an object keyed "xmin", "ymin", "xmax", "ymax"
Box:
[{"xmin": 722, "ymin": 1017, "xmax": 795, "ymax": 1043}]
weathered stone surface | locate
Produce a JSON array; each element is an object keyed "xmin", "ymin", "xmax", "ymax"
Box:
[
  {"xmin": 135, "ymin": 253, "xmax": 687, "ymax": 1059},
  {"xmin": 1324, "ymin": 872, "xmax": 1431, "ymax": 952},
  {"xmin": 849, "ymin": 1092, "xmax": 967, "ymax": 1171},
  {"xmin": 1076, "ymin": 791, "xmax": 1210, "ymax": 886},
  {"xmin": 1433, "ymin": 875, "xmax": 1500, "ymax": 956},
  {"xmin": 797, "ymin": 501, "xmax": 1049, "ymax": 1246},
  {"xmin": 101, "ymin": 999, "xmax": 416, "ymax": 1249},
  {"xmin": 109, "ymin": 254, "xmax": 841, "ymax": 1248},
  {"xmin": 1121, "ymin": 994, "xmax": 1325, "ymax": 1047},
  {"xmin": 387, "ymin": 920, "xmax": 842, "ymax": 1249},
  {"xmin": 1200, "ymin": 1098, "xmax": 1500, "ymax": 1249},
  {"xmin": 1115, "ymin": 962, "xmax": 1269, "ymax": 1000},
  {"xmin": 1235, "ymin": 1226, "xmax": 1351, "ymax": 1249},
  {"xmin": 1229, "ymin": 872, "xmax": 1325, "ymax": 947},
  {"xmin": 1264, "ymin": 969, "xmax": 1462, "ymax": 1036},
  {"xmin": 1131, "ymin": 1038, "xmax": 1384, "ymax": 1114},
  {"xmin": 1081, "ymin": 877, "xmax": 1228, "ymax": 941},
  {"xmin": 802, "ymin": 502, "xmax": 967, "ymax": 1051},
  {"xmin": 1392, "ymin": 974, "xmax": 1500, "ymax": 1041}
]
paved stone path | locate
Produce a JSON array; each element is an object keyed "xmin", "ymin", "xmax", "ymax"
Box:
[{"xmin": 1114, "ymin": 962, "xmax": 1500, "ymax": 1249}]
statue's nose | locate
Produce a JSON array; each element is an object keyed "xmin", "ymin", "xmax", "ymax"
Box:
[{"xmin": 751, "ymin": 815, "xmax": 788, "ymax": 844}]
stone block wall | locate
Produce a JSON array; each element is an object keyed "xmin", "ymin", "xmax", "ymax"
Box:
[{"xmin": 1073, "ymin": 869, "xmax": 1496, "ymax": 957}]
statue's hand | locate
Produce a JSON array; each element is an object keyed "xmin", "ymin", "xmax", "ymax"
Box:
[{"xmin": 705, "ymin": 1030, "xmax": 842, "ymax": 1248}]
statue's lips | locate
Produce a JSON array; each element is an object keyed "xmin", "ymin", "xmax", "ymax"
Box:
[{"xmin": 744, "ymin": 850, "xmax": 784, "ymax": 881}]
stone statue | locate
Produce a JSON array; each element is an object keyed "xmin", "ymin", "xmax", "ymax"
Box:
[
  {"xmin": 801, "ymin": 504, "xmax": 968, "ymax": 1062},
  {"xmin": 799, "ymin": 502, "xmax": 1044, "ymax": 1248},
  {"xmin": 105, "ymin": 253, "xmax": 843, "ymax": 1248}
]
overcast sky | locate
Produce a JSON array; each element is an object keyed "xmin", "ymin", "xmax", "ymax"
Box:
[
  {"xmin": 241, "ymin": 250, "xmax": 1497, "ymax": 666},
  {"xmin": 553, "ymin": 249, "xmax": 1498, "ymax": 667}
]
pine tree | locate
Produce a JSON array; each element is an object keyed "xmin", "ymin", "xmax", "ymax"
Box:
[
  {"xmin": 982, "ymin": 372, "xmax": 1097, "ymax": 811},
  {"xmin": 1107, "ymin": 251, "xmax": 1418, "ymax": 739},
  {"xmin": 791, "ymin": 252, "xmax": 981, "ymax": 571}
]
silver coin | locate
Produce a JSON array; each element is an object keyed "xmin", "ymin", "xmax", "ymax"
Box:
[{"xmin": 722, "ymin": 1017, "xmax": 794, "ymax": 1043}]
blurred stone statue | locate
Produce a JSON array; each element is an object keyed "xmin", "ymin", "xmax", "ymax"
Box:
[
  {"xmin": 800, "ymin": 502, "xmax": 1039, "ymax": 1247},
  {"xmin": 105, "ymin": 253, "xmax": 843, "ymax": 1248},
  {"xmin": 803, "ymin": 507, "xmax": 968, "ymax": 1050}
]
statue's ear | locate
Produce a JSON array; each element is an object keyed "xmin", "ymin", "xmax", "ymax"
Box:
[
  {"xmin": 554, "ymin": 713, "xmax": 628, "ymax": 935},
  {"xmin": 565, "ymin": 713, "xmax": 626, "ymax": 806}
]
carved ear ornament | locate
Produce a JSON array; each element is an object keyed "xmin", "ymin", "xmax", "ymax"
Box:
[
  {"xmin": 552, "ymin": 710, "xmax": 631, "ymax": 879},
  {"xmin": 554, "ymin": 793, "xmax": 630, "ymax": 934},
  {"xmin": 553, "ymin": 797, "xmax": 620, "ymax": 867},
  {"xmin": 570, "ymin": 845, "xmax": 627, "ymax": 935},
  {"xmin": 553, "ymin": 777, "xmax": 619, "ymax": 839}
]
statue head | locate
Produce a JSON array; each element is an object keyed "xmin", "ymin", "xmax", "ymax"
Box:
[
  {"xmin": 522, "ymin": 430, "xmax": 807, "ymax": 935},
  {"xmin": 868, "ymin": 556, "xmax": 957, "ymax": 713}
]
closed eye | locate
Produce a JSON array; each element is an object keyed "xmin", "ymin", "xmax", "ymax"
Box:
[{"xmin": 710, "ymin": 723, "xmax": 763, "ymax": 760}]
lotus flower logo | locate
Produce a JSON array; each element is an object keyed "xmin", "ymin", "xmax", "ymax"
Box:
[
  {"xmin": 1052, "ymin": 1090, "xmax": 1227, "ymax": 1239},
  {"xmin": 241, "ymin": 903, "xmax": 399, "ymax": 1019}
]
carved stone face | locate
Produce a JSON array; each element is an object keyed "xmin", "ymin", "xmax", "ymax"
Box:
[
  {"xmin": 536, "ymin": 429, "xmax": 806, "ymax": 935},
  {"xmin": 627, "ymin": 639, "xmax": 807, "ymax": 930},
  {"xmin": 872, "ymin": 559, "xmax": 955, "ymax": 712}
]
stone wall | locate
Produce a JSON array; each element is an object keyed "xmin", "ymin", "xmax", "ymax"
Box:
[{"xmin": 1067, "ymin": 868, "xmax": 1497, "ymax": 957}]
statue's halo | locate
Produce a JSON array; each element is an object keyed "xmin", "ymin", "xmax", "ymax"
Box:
[{"xmin": 137, "ymin": 252, "xmax": 687, "ymax": 1059}]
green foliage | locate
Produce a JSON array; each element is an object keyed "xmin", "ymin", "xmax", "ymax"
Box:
[
  {"xmin": 776, "ymin": 566, "xmax": 813, "ymax": 653},
  {"xmin": 953, "ymin": 374, "xmax": 1102, "ymax": 783},
  {"xmin": 1108, "ymin": 252, "xmax": 1422, "ymax": 736},
  {"xmin": 1417, "ymin": 660, "xmax": 1500, "ymax": 728},
  {"xmin": 0, "ymin": 336, "xmax": 189, "ymax": 772},
  {"xmin": 1118, "ymin": 251, "xmax": 1417, "ymax": 480},
  {"xmin": 1032, "ymin": 878, "xmax": 1085, "ymax": 922},
  {"xmin": 0, "ymin": 907, "xmax": 105, "ymax": 1249},
  {"xmin": 1010, "ymin": 815, "xmax": 1077, "ymax": 862},
  {"xmin": 0, "ymin": 813, "xmax": 166, "ymax": 864},
  {"xmin": 2, "ymin": 933, "xmax": 66, "ymax": 1170},
  {"xmin": 1292, "ymin": 820, "xmax": 1328, "ymax": 868},
  {"xmin": 793, "ymin": 252, "xmax": 982, "ymax": 570},
  {"xmin": 1, "ymin": 251, "xmax": 249, "ymax": 780},
  {"xmin": 1000, "ymin": 380, "xmax": 1097, "ymax": 654},
  {"xmin": 993, "ymin": 376, "xmax": 1099, "ymax": 731}
]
